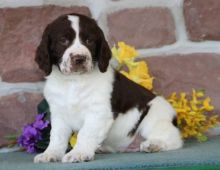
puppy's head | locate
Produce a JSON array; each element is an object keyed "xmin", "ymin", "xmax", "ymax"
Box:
[{"xmin": 35, "ymin": 14, "xmax": 111, "ymax": 75}]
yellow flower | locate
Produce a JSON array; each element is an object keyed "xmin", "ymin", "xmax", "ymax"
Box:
[
  {"xmin": 195, "ymin": 89, "xmax": 205, "ymax": 97},
  {"xmin": 120, "ymin": 61, "xmax": 153, "ymax": 90},
  {"xmin": 202, "ymin": 97, "xmax": 214, "ymax": 111},
  {"xmin": 167, "ymin": 89, "xmax": 220, "ymax": 142},
  {"xmin": 192, "ymin": 89, "xmax": 203, "ymax": 105},
  {"xmin": 112, "ymin": 41, "xmax": 138, "ymax": 64},
  {"xmin": 69, "ymin": 133, "xmax": 77, "ymax": 148},
  {"xmin": 111, "ymin": 42, "xmax": 154, "ymax": 91},
  {"xmin": 209, "ymin": 115, "xmax": 220, "ymax": 126}
]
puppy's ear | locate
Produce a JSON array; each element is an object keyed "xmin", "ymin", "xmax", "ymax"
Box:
[
  {"xmin": 97, "ymin": 29, "xmax": 112, "ymax": 73},
  {"xmin": 35, "ymin": 27, "xmax": 52, "ymax": 76}
]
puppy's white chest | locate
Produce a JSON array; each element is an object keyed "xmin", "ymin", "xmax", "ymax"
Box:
[
  {"xmin": 43, "ymin": 67, "xmax": 114, "ymax": 130},
  {"xmin": 62, "ymin": 81, "xmax": 87, "ymax": 107},
  {"xmin": 46, "ymin": 78, "xmax": 93, "ymax": 110}
]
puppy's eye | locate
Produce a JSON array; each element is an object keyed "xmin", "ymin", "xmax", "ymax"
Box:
[
  {"xmin": 59, "ymin": 37, "xmax": 70, "ymax": 46},
  {"xmin": 85, "ymin": 38, "xmax": 94, "ymax": 45}
]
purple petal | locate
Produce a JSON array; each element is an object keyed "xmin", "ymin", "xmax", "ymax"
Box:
[
  {"xmin": 18, "ymin": 123, "xmax": 43, "ymax": 153},
  {"xmin": 36, "ymin": 113, "xmax": 44, "ymax": 121},
  {"xmin": 33, "ymin": 120, "xmax": 49, "ymax": 130},
  {"xmin": 27, "ymin": 145, "xmax": 36, "ymax": 153},
  {"xmin": 17, "ymin": 113, "xmax": 49, "ymax": 153},
  {"xmin": 23, "ymin": 126, "xmax": 38, "ymax": 137}
]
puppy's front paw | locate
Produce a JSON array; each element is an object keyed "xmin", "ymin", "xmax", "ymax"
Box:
[
  {"xmin": 62, "ymin": 149, "xmax": 94, "ymax": 163},
  {"xmin": 34, "ymin": 151, "xmax": 63, "ymax": 163}
]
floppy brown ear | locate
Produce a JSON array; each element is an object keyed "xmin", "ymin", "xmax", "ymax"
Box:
[
  {"xmin": 97, "ymin": 30, "xmax": 112, "ymax": 73},
  {"xmin": 35, "ymin": 27, "xmax": 52, "ymax": 76}
]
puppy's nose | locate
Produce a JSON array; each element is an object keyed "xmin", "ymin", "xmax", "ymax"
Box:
[{"xmin": 71, "ymin": 55, "xmax": 86, "ymax": 65}]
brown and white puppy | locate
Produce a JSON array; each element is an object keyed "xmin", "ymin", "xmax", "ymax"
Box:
[{"xmin": 34, "ymin": 13, "xmax": 183, "ymax": 163}]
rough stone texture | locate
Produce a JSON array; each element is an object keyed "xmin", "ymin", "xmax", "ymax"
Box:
[
  {"xmin": 108, "ymin": 8, "xmax": 176, "ymax": 48},
  {"xmin": 184, "ymin": 0, "xmax": 220, "ymax": 41},
  {"xmin": 0, "ymin": 5, "xmax": 91, "ymax": 82},
  {"xmin": 143, "ymin": 53, "xmax": 220, "ymax": 113},
  {"xmin": 0, "ymin": 93, "xmax": 43, "ymax": 145}
]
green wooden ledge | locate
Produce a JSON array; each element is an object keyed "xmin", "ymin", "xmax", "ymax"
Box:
[{"xmin": 0, "ymin": 137, "xmax": 219, "ymax": 170}]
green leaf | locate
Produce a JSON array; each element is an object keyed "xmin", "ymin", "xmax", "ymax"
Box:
[
  {"xmin": 197, "ymin": 134, "xmax": 208, "ymax": 142},
  {"xmin": 4, "ymin": 134, "xmax": 18, "ymax": 140},
  {"xmin": 36, "ymin": 139, "xmax": 50, "ymax": 151},
  {"xmin": 37, "ymin": 99, "xmax": 51, "ymax": 121}
]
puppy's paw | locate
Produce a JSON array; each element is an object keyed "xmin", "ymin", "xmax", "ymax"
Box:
[
  {"xmin": 140, "ymin": 139, "xmax": 167, "ymax": 153},
  {"xmin": 34, "ymin": 151, "xmax": 63, "ymax": 163},
  {"xmin": 96, "ymin": 146, "xmax": 111, "ymax": 153},
  {"xmin": 62, "ymin": 149, "xmax": 94, "ymax": 163}
]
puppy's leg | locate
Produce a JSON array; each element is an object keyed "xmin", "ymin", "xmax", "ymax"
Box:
[
  {"xmin": 140, "ymin": 121, "xmax": 183, "ymax": 152},
  {"xmin": 139, "ymin": 97, "xmax": 183, "ymax": 153},
  {"xmin": 34, "ymin": 115, "xmax": 72, "ymax": 163},
  {"xmin": 62, "ymin": 113, "xmax": 113, "ymax": 163}
]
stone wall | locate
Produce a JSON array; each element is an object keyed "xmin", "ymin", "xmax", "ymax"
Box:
[{"xmin": 0, "ymin": 0, "xmax": 220, "ymax": 145}]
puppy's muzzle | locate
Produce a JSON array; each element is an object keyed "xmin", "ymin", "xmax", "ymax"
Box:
[
  {"xmin": 69, "ymin": 54, "xmax": 92, "ymax": 73},
  {"xmin": 70, "ymin": 54, "xmax": 87, "ymax": 66}
]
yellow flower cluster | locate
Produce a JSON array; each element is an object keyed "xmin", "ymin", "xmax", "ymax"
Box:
[
  {"xmin": 69, "ymin": 133, "xmax": 77, "ymax": 148},
  {"xmin": 168, "ymin": 89, "xmax": 220, "ymax": 142},
  {"xmin": 111, "ymin": 42, "xmax": 138, "ymax": 64},
  {"xmin": 111, "ymin": 42, "xmax": 153, "ymax": 90}
]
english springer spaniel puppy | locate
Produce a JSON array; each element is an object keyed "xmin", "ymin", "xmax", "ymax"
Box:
[{"xmin": 34, "ymin": 13, "xmax": 183, "ymax": 163}]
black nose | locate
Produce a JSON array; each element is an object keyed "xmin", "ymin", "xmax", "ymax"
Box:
[
  {"xmin": 71, "ymin": 55, "xmax": 86, "ymax": 65},
  {"xmin": 75, "ymin": 58, "xmax": 85, "ymax": 65}
]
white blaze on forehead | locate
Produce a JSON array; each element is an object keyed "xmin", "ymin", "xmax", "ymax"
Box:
[
  {"xmin": 68, "ymin": 15, "xmax": 80, "ymax": 43},
  {"xmin": 59, "ymin": 15, "xmax": 92, "ymax": 74}
]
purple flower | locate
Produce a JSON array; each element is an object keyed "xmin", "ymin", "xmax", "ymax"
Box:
[
  {"xmin": 33, "ymin": 114, "xmax": 49, "ymax": 130},
  {"xmin": 18, "ymin": 113, "xmax": 49, "ymax": 153}
]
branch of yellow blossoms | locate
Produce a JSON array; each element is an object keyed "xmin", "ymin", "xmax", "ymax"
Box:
[
  {"xmin": 111, "ymin": 42, "xmax": 154, "ymax": 90},
  {"xmin": 168, "ymin": 89, "xmax": 220, "ymax": 142}
]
